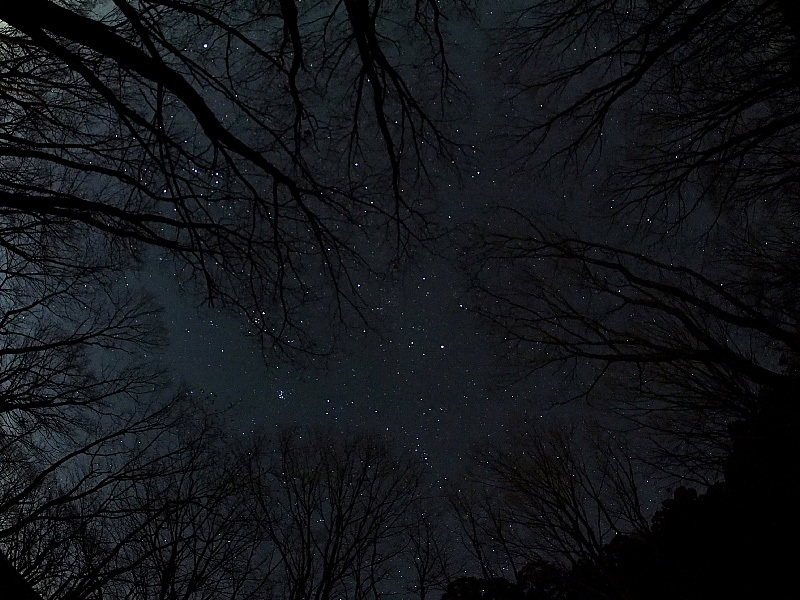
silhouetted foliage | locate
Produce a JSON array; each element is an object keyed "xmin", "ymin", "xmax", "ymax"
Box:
[
  {"xmin": 442, "ymin": 576, "xmax": 522, "ymax": 600},
  {"xmin": 449, "ymin": 420, "xmax": 648, "ymax": 579},
  {"xmin": 449, "ymin": 386, "xmax": 799, "ymax": 600}
]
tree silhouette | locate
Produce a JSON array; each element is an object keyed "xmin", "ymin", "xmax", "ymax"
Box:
[
  {"xmin": 0, "ymin": 205, "xmax": 165, "ymax": 597},
  {"xmin": 241, "ymin": 427, "xmax": 432, "ymax": 600},
  {"xmin": 0, "ymin": 2, "xmax": 466, "ymax": 594},
  {"xmin": 401, "ymin": 505, "xmax": 457, "ymax": 600},
  {"xmin": 0, "ymin": 0, "xmax": 466, "ymax": 357},
  {"xmin": 0, "ymin": 550, "xmax": 44, "ymax": 600},
  {"xmin": 464, "ymin": 212, "xmax": 800, "ymax": 477},
  {"xmin": 106, "ymin": 408, "xmax": 266, "ymax": 600},
  {"xmin": 447, "ymin": 386, "xmax": 799, "ymax": 600},
  {"xmin": 0, "ymin": 394, "xmax": 270, "ymax": 600},
  {"xmin": 442, "ymin": 576, "xmax": 522, "ymax": 600},
  {"xmin": 0, "ymin": 0, "xmax": 471, "ymax": 591},
  {"xmin": 466, "ymin": 0, "xmax": 800, "ymax": 479},
  {"xmin": 450, "ymin": 421, "xmax": 647, "ymax": 579},
  {"xmin": 500, "ymin": 0, "xmax": 800, "ymax": 235}
]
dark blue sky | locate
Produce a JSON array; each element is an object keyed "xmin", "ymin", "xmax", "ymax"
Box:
[
  {"xmin": 121, "ymin": 5, "xmax": 562, "ymax": 476},
  {"xmin": 143, "ymin": 176, "xmax": 556, "ymax": 475}
]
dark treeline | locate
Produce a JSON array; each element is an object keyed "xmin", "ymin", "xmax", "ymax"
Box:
[
  {"xmin": 2, "ymin": 391, "xmax": 794, "ymax": 600},
  {"xmin": 443, "ymin": 386, "xmax": 798, "ymax": 600}
]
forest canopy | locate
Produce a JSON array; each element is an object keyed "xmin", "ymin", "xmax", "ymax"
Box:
[{"xmin": 0, "ymin": 1, "xmax": 798, "ymax": 599}]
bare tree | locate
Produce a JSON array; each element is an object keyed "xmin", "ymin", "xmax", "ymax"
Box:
[
  {"xmin": 463, "ymin": 205, "xmax": 800, "ymax": 479},
  {"xmin": 449, "ymin": 419, "xmax": 649, "ymax": 587},
  {"xmin": 0, "ymin": 393, "xmax": 176, "ymax": 598},
  {"xmin": 401, "ymin": 506, "xmax": 456, "ymax": 600},
  {"xmin": 0, "ymin": 2, "xmax": 468, "ymax": 592},
  {"xmin": 0, "ymin": 189, "xmax": 169, "ymax": 597},
  {"xmin": 242, "ymin": 427, "xmax": 431, "ymax": 600},
  {"xmin": 499, "ymin": 0, "xmax": 800, "ymax": 236},
  {"xmin": 461, "ymin": 0, "xmax": 800, "ymax": 481},
  {"xmin": 0, "ymin": 393, "xmax": 269, "ymax": 600},
  {"xmin": 0, "ymin": 0, "xmax": 468, "ymax": 357},
  {"xmin": 101, "ymin": 407, "xmax": 267, "ymax": 600}
]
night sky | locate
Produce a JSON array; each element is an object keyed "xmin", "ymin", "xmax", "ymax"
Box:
[
  {"xmin": 147, "ymin": 141, "xmax": 546, "ymax": 476},
  {"xmin": 119, "ymin": 4, "xmax": 567, "ymax": 476},
  {"xmin": 4, "ymin": 1, "xmax": 798, "ymax": 597},
  {"xmin": 0, "ymin": 0, "xmax": 647, "ymax": 481}
]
